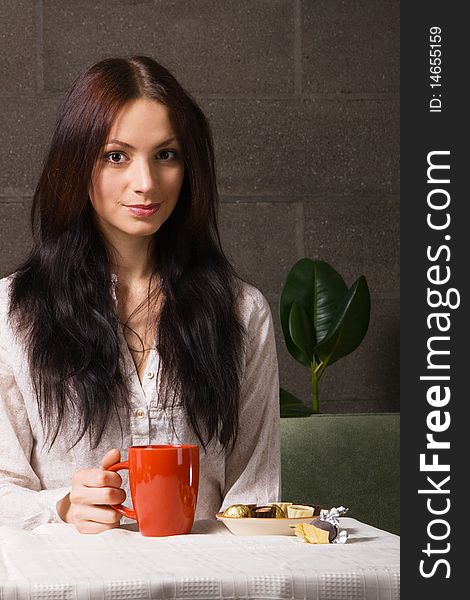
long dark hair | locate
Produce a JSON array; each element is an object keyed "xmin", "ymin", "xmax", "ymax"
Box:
[{"xmin": 8, "ymin": 56, "xmax": 245, "ymax": 452}]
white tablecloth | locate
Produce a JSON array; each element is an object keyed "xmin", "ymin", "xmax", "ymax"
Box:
[{"xmin": 0, "ymin": 517, "xmax": 399, "ymax": 600}]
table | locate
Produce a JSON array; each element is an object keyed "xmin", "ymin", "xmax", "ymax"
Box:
[{"xmin": 0, "ymin": 517, "xmax": 399, "ymax": 600}]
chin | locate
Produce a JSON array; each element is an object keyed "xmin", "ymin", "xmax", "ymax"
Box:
[{"xmin": 129, "ymin": 220, "xmax": 167, "ymax": 236}]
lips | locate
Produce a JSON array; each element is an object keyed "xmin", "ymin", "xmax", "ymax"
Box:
[
  {"xmin": 126, "ymin": 203, "xmax": 162, "ymax": 217},
  {"xmin": 126, "ymin": 204, "xmax": 159, "ymax": 209}
]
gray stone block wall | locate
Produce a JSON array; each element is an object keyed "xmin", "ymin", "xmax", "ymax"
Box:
[{"xmin": 0, "ymin": 0, "xmax": 399, "ymax": 413}]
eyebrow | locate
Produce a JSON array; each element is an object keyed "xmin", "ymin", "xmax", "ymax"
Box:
[{"xmin": 105, "ymin": 136, "xmax": 178, "ymax": 150}]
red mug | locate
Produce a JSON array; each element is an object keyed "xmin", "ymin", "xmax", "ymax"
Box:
[{"xmin": 107, "ymin": 444, "xmax": 199, "ymax": 537}]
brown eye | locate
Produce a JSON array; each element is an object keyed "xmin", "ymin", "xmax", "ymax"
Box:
[
  {"xmin": 158, "ymin": 150, "xmax": 177, "ymax": 161},
  {"xmin": 105, "ymin": 152, "xmax": 125, "ymax": 164}
]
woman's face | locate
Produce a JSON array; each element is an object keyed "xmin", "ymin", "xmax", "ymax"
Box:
[{"xmin": 89, "ymin": 98, "xmax": 184, "ymax": 246}]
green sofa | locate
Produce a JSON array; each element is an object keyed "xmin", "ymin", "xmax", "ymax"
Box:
[{"xmin": 280, "ymin": 413, "xmax": 400, "ymax": 535}]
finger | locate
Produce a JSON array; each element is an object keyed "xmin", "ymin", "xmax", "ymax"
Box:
[
  {"xmin": 71, "ymin": 485, "xmax": 126, "ymax": 506},
  {"xmin": 100, "ymin": 448, "xmax": 121, "ymax": 470},
  {"xmin": 73, "ymin": 468, "xmax": 122, "ymax": 489},
  {"xmin": 73, "ymin": 504, "xmax": 123, "ymax": 525},
  {"xmin": 75, "ymin": 520, "xmax": 121, "ymax": 535}
]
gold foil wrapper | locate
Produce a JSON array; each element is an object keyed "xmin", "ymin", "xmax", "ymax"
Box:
[
  {"xmin": 271, "ymin": 505, "xmax": 286, "ymax": 518},
  {"xmin": 222, "ymin": 504, "xmax": 253, "ymax": 518},
  {"xmin": 267, "ymin": 502, "xmax": 293, "ymax": 517},
  {"xmin": 294, "ymin": 522, "xmax": 330, "ymax": 544}
]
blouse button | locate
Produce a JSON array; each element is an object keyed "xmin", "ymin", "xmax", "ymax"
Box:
[
  {"xmin": 135, "ymin": 408, "xmax": 146, "ymax": 419},
  {"xmin": 146, "ymin": 371, "xmax": 155, "ymax": 379}
]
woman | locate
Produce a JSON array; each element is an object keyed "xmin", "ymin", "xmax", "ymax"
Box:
[{"xmin": 0, "ymin": 56, "xmax": 280, "ymax": 533}]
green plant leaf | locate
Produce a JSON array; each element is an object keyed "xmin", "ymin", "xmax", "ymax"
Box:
[
  {"xmin": 279, "ymin": 259, "xmax": 348, "ymax": 366},
  {"xmin": 314, "ymin": 275, "xmax": 370, "ymax": 366},
  {"xmin": 288, "ymin": 302, "xmax": 314, "ymax": 361},
  {"xmin": 280, "ymin": 387, "xmax": 315, "ymax": 418}
]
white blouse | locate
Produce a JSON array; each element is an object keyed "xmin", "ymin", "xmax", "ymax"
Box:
[{"xmin": 0, "ymin": 273, "xmax": 280, "ymax": 530}]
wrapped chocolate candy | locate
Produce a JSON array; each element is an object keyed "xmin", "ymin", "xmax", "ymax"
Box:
[
  {"xmin": 270, "ymin": 504, "xmax": 286, "ymax": 518},
  {"xmin": 267, "ymin": 502, "xmax": 292, "ymax": 517},
  {"xmin": 293, "ymin": 506, "xmax": 349, "ymax": 544},
  {"xmin": 222, "ymin": 504, "xmax": 253, "ymax": 518},
  {"xmin": 310, "ymin": 518, "xmax": 338, "ymax": 542},
  {"xmin": 294, "ymin": 522, "xmax": 330, "ymax": 544},
  {"xmin": 252, "ymin": 505, "xmax": 277, "ymax": 518},
  {"xmin": 287, "ymin": 504, "xmax": 314, "ymax": 518}
]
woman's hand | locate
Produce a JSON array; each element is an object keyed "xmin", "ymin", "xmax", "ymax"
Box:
[{"xmin": 56, "ymin": 448, "xmax": 126, "ymax": 534}]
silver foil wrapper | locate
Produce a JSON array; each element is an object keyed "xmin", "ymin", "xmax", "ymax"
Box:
[{"xmin": 319, "ymin": 506, "xmax": 349, "ymax": 543}]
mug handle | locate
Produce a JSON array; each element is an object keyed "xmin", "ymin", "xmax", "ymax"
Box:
[{"xmin": 106, "ymin": 461, "xmax": 137, "ymax": 520}]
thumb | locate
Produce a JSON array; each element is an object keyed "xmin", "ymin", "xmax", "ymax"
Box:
[{"xmin": 100, "ymin": 448, "xmax": 121, "ymax": 470}]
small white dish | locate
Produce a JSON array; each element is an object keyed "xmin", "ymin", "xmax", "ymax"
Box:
[{"xmin": 215, "ymin": 512, "xmax": 318, "ymax": 536}]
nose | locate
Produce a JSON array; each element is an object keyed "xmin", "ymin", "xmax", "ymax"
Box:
[{"xmin": 130, "ymin": 157, "xmax": 155, "ymax": 194}]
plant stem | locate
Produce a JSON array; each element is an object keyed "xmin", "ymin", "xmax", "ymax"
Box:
[{"xmin": 311, "ymin": 366, "xmax": 319, "ymax": 413}]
